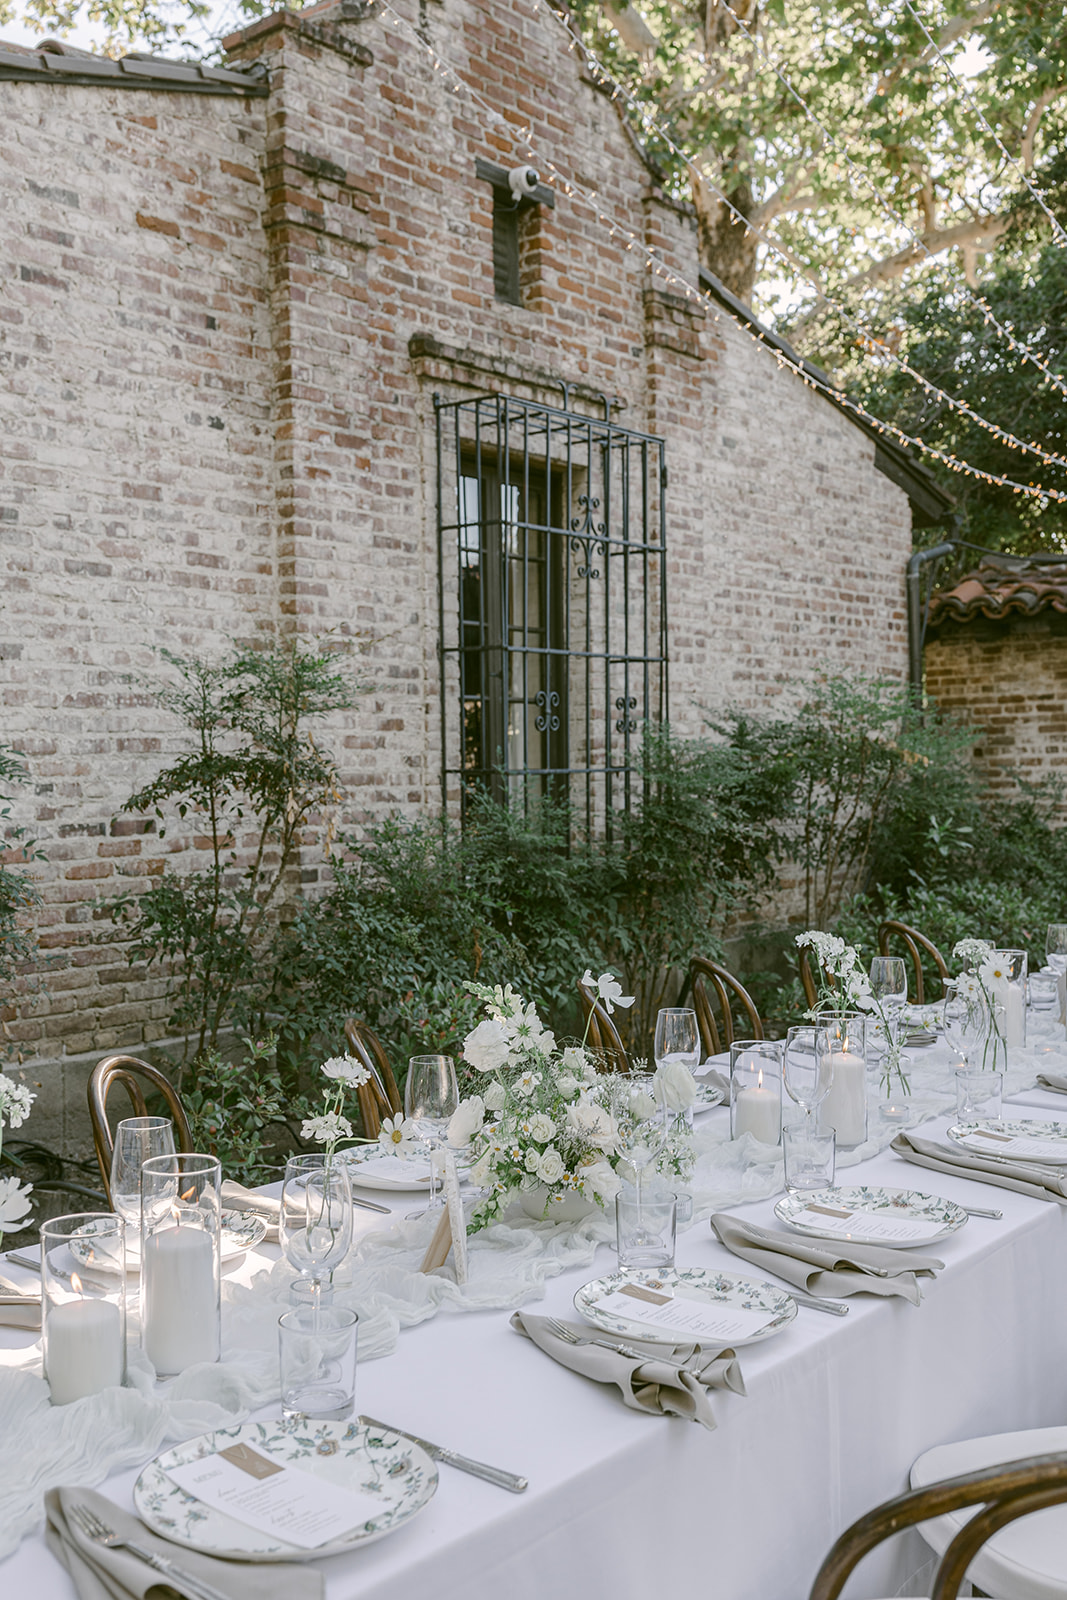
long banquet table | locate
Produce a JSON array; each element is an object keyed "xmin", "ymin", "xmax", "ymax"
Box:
[{"xmin": 4, "ymin": 1073, "xmax": 1067, "ymax": 1599}]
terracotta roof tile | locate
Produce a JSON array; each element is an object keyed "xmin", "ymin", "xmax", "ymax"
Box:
[{"xmin": 929, "ymin": 557, "xmax": 1067, "ymax": 624}]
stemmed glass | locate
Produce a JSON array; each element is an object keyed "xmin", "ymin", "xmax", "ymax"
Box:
[
  {"xmin": 653, "ymin": 1008, "xmax": 700, "ymax": 1074},
  {"xmin": 280, "ymin": 1154, "xmax": 353, "ymax": 1305},
  {"xmin": 782, "ymin": 1026, "xmax": 833, "ymax": 1127},
  {"xmin": 110, "ymin": 1116, "xmax": 175, "ymax": 1243},
  {"xmin": 603, "ymin": 1073, "xmax": 668, "ymax": 1203},
  {"xmin": 404, "ymin": 1054, "xmax": 459, "ymax": 1214},
  {"xmin": 869, "ymin": 955, "xmax": 909, "ymax": 1052},
  {"xmin": 1046, "ymin": 925, "xmax": 1067, "ymax": 975}
]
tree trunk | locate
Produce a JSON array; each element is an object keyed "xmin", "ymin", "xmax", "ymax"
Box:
[{"xmin": 692, "ymin": 168, "xmax": 759, "ymax": 303}]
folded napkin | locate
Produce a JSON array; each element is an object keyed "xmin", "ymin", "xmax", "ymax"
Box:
[
  {"xmin": 0, "ymin": 1291, "xmax": 41, "ymax": 1330},
  {"xmin": 510, "ymin": 1310, "xmax": 744, "ymax": 1432},
  {"xmin": 710, "ymin": 1212, "xmax": 941, "ymax": 1306},
  {"xmin": 1037, "ymin": 1072, "xmax": 1067, "ymax": 1095},
  {"xmin": 46, "ymin": 1486, "xmax": 323, "ymax": 1600},
  {"xmin": 891, "ymin": 1130, "xmax": 1067, "ymax": 1204},
  {"xmin": 700, "ymin": 1069, "xmax": 729, "ymax": 1099},
  {"xmin": 220, "ymin": 1180, "xmax": 279, "ymax": 1242}
]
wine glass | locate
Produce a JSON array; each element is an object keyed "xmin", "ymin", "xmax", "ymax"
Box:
[
  {"xmin": 280, "ymin": 1154, "xmax": 353, "ymax": 1301},
  {"xmin": 1046, "ymin": 924, "xmax": 1067, "ymax": 975},
  {"xmin": 110, "ymin": 1116, "xmax": 175, "ymax": 1239},
  {"xmin": 869, "ymin": 955, "xmax": 909, "ymax": 1050},
  {"xmin": 654, "ymin": 1008, "xmax": 700, "ymax": 1072},
  {"xmin": 404, "ymin": 1055, "xmax": 459, "ymax": 1214},
  {"xmin": 604, "ymin": 1073, "xmax": 668, "ymax": 1203},
  {"xmin": 782, "ymin": 1026, "xmax": 833, "ymax": 1127}
]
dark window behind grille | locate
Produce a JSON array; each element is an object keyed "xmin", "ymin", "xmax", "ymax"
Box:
[{"xmin": 435, "ymin": 391, "xmax": 668, "ymax": 834}]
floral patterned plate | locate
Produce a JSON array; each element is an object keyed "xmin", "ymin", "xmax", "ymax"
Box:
[
  {"xmin": 775, "ymin": 1185, "xmax": 967, "ymax": 1248},
  {"xmin": 948, "ymin": 1119, "xmax": 1067, "ymax": 1165},
  {"xmin": 340, "ymin": 1147, "xmax": 472, "ymax": 1192},
  {"xmin": 134, "ymin": 1419, "xmax": 438, "ymax": 1561},
  {"xmin": 574, "ymin": 1267, "xmax": 797, "ymax": 1347},
  {"xmin": 693, "ymin": 1078, "xmax": 725, "ymax": 1110},
  {"xmin": 70, "ymin": 1209, "xmax": 267, "ymax": 1271}
]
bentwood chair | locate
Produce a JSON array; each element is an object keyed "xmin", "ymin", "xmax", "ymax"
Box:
[
  {"xmin": 809, "ymin": 1447, "xmax": 1067, "ymax": 1600},
  {"xmin": 87, "ymin": 1054, "xmax": 193, "ymax": 1205},
  {"xmin": 343, "ymin": 1018, "xmax": 403, "ymax": 1139},
  {"xmin": 576, "ymin": 979, "xmax": 631, "ymax": 1073},
  {"xmin": 688, "ymin": 956, "xmax": 763, "ymax": 1057},
  {"xmin": 877, "ymin": 919, "xmax": 950, "ymax": 1005},
  {"xmin": 798, "ymin": 945, "xmax": 822, "ymax": 1011}
]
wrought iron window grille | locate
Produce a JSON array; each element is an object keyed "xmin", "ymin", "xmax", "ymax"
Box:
[{"xmin": 435, "ymin": 388, "xmax": 668, "ymax": 837}]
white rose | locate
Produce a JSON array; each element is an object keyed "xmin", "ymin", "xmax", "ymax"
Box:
[
  {"xmin": 524, "ymin": 1147, "xmax": 542, "ymax": 1173},
  {"xmin": 580, "ymin": 1159, "xmax": 622, "ymax": 1203},
  {"xmin": 556, "ymin": 1074, "xmax": 579, "ymax": 1097},
  {"xmin": 448, "ymin": 1095, "xmax": 485, "ymax": 1148},
  {"xmin": 537, "ymin": 1146, "xmax": 565, "ymax": 1184},
  {"xmin": 654, "ymin": 1059, "xmax": 698, "ymax": 1113},
  {"xmin": 483, "ymin": 1080, "xmax": 507, "ymax": 1112},
  {"xmin": 562, "ymin": 1047, "xmax": 589, "ymax": 1076},
  {"xmin": 565, "ymin": 1100, "xmax": 617, "ymax": 1151},
  {"xmin": 468, "ymin": 1151, "xmax": 493, "ymax": 1188},
  {"xmin": 462, "ymin": 1019, "xmax": 512, "ymax": 1074},
  {"xmin": 528, "ymin": 1112, "xmax": 555, "ymax": 1142}
]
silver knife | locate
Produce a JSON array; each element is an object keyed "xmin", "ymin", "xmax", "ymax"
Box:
[
  {"xmin": 791, "ymin": 1289, "xmax": 849, "ymax": 1317},
  {"xmin": 5, "ymin": 1252, "xmax": 41, "ymax": 1274},
  {"xmin": 361, "ymin": 1416, "xmax": 527, "ymax": 1493}
]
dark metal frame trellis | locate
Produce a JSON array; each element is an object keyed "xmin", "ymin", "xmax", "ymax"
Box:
[{"xmin": 435, "ymin": 389, "xmax": 668, "ymax": 836}]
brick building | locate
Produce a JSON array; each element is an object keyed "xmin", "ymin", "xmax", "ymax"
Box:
[
  {"xmin": 925, "ymin": 558, "xmax": 1067, "ymax": 812},
  {"xmin": 0, "ymin": 0, "xmax": 950, "ymax": 1134}
]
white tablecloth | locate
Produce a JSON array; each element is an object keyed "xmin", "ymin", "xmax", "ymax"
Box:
[{"xmin": 5, "ymin": 1058, "xmax": 1067, "ymax": 1600}]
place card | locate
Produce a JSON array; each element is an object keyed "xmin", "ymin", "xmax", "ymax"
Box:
[
  {"xmin": 594, "ymin": 1283, "xmax": 777, "ymax": 1342},
  {"xmin": 166, "ymin": 1443, "xmax": 384, "ymax": 1549},
  {"xmin": 794, "ymin": 1204, "xmax": 945, "ymax": 1244},
  {"xmin": 962, "ymin": 1129, "xmax": 1067, "ymax": 1162},
  {"xmin": 350, "ymin": 1155, "xmax": 431, "ymax": 1183},
  {"xmin": 418, "ymin": 1152, "xmax": 468, "ymax": 1282}
]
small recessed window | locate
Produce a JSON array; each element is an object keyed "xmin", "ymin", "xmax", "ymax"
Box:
[{"xmin": 476, "ymin": 158, "xmax": 555, "ymax": 311}]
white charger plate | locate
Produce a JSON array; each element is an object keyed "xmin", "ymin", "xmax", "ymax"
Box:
[
  {"xmin": 340, "ymin": 1147, "xmax": 473, "ymax": 1192},
  {"xmin": 70, "ymin": 1210, "xmax": 267, "ymax": 1271},
  {"xmin": 774, "ymin": 1185, "xmax": 967, "ymax": 1248},
  {"xmin": 574, "ymin": 1266, "xmax": 796, "ymax": 1347},
  {"xmin": 948, "ymin": 1118, "xmax": 1067, "ymax": 1164},
  {"xmin": 134, "ymin": 1419, "xmax": 437, "ymax": 1561}
]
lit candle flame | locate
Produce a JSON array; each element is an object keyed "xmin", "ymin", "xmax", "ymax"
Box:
[
  {"xmin": 757, "ymin": 1069, "xmax": 764, "ymax": 1090},
  {"xmin": 70, "ymin": 1272, "xmax": 83, "ymax": 1295}
]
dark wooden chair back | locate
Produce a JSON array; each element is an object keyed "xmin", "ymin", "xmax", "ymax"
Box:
[
  {"xmin": 877, "ymin": 919, "xmax": 950, "ymax": 1005},
  {"xmin": 343, "ymin": 1019, "xmax": 403, "ymax": 1138},
  {"xmin": 576, "ymin": 980, "xmax": 630, "ymax": 1073},
  {"xmin": 797, "ymin": 945, "xmax": 821, "ymax": 1011},
  {"xmin": 688, "ymin": 956, "xmax": 763, "ymax": 1058},
  {"xmin": 87, "ymin": 1054, "xmax": 194, "ymax": 1204},
  {"xmin": 809, "ymin": 1450, "xmax": 1067, "ymax": 1600}
]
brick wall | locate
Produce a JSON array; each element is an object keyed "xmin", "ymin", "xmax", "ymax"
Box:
[
  {"xmin": 925, "ymin": 612, "xmax": 1067, "ymax": 813},
  {"xmin": 0, "ymin": 0, "xmax": 917, "ymax": 1130}
]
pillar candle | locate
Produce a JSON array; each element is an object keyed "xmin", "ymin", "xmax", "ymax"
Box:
[
  {"xmin": 46, "ymin": 1297, "xmax": 123, "ymax": 1405},
  {"xmin": 733, "ymin": 1082, "xmax": 781, "ymax": 1145},
  {"xmin": 994, "ymin": 978, "xmax": 1026, "ymax": 1049},
  {"xmin": 142, "ymin": 1223, "xmax": 218, "ymax": 1376},
  {"xmin": 820, "ymin": 1050, "xmax": 867, "ymax": 1148}
]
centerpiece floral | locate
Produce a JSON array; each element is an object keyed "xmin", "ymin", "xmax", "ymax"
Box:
[
  {"xmin": 795, "ymin": 931, "xmax": 910, "ymax": 1095},
  {"xmin": 448, "ymin": 971, "xmax": 697, "ymax": 1230},
  {"xmin": 950, "ymin": 939, "xmax": 1008, "ymax": 1070},
  {"xmin": 0, "ymin": 1072, "xmax": 35, "ymax": 1248}
]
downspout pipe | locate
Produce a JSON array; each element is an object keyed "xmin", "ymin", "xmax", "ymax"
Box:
[{"xmin": 907, "ymin": 542, "xmax": 956, "ymax": 703}]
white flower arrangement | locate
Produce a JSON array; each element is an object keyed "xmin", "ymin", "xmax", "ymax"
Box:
[
  {"xmin": 795, "ymin": 931, "xmax": 908, "ymax": 1094},
  {"xmin": 0, "ymin": 1072, "xmax": 35, "ymax": 1245},
  {"xmin": 950, "ymin": 940, "xmax": 1008, "ymax": 1068},
  {"xmin": 450, "ymin": 972, "xmax": 695, "ymax": 1229},
  {"xmin": 302, "ymin": 1051, "xmax": 371, "ymax": 1159},
  {"xmin": 378, "ymin": 1113, "xmax": 419, "ymax": 1159}
]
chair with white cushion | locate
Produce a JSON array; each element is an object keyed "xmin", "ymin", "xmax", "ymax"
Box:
[
  {"xmin": 807, "ymin": 1441, "xmax": 1067, "ymax": 1600},
  {"xmin": 909, "ymin": 1427, "xmax": 1067, "ymax": 1600}
]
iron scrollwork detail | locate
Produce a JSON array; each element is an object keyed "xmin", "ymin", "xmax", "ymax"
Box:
[
  {"xmin": 615, "ymin": 694, "xmax": 637, "ymax": 734},
  {"xmin": 534, "ymin": 689, "xmax": 561, "ymax": 733}
]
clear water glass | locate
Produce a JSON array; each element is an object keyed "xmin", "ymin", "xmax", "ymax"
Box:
[
  {"xmin": 404, "ymin": 1055, "xmax": 459, "ymax": 1213},
  {"xmin": 280, "ymin": 1154, "xmax": 353, "ymax": 1290},
  {"xmin": 109, "ymin": 1116, "xmax": 175, "ymax": 1232},
  {"xmin": 279, "ymin": 1305, "xmax": 358, "ymax": 1420},
  {"xmin": 1045, "ymin": 925, "xmax": 1067, "ymax": 975},
  {"xmin": 615, "ymin": 1185, "xmax": 676, "ymax": 1277},
  {"xmin": 782, "ymin": 1126, "xmax": 836, "ymax": 1192},
  {"xmin": 955, "ymin": 1067, "xmax": 1003, "ymax": 1121}
]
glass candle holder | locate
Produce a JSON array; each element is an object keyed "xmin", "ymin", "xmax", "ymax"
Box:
[
  {"xmin": 41, "ymin": 1213, "xmax": 127, "ymax": 1406},
  {"xmin": 141, "ymin": 1152, "xmax": 221, "ymax": 1378},
  {"xmin": 992, "ymin": 949, "xmax": 1028, "ymax": 1049},
  {"xmin": 815, "ymin": 1013, "xmax": 868, "ymax": 1150},
  {"xmin": 729, "ymin": 1040, "xmax": 782, "ymax": 1145}
]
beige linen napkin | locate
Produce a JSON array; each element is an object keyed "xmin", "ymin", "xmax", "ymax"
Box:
[
  {"xmin": 891, "ymin": 1130, "xmax": 1067, "ymax": 1204},
  {"xmin": 0, "ymin": 1290, "xmax": 41, "ymax": 1329},
  {"xmin": 220, "ymin": 1181, "xmax": 279, "ymax": 1242},
  {"xmin": 510, "ymin": 1310, "xmax": 744, "ymax": 1432},
  {"xmin": 701, "ymin": 1069, "xmax": 729, "ymax": 1099},
  {"xmin": 1037, "ymin": 1072, "xmax": 1067, "ymax": 1095},
  {"xmin": 45, "ymin": 1486, "xmax": 323, "ymax": 1600},
  {"xmin": 710, "ymin": 1213, "xmax": 942, "ymax": 1306}
]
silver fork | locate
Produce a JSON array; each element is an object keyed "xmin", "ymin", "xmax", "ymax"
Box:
[
  {"xmin": 69, "ymin": 1503, "xmax": 232, "ymax": 1600},
  {"xmin": 546, "ymin": 1317, "xmax": 683, "ymax": 1364}
]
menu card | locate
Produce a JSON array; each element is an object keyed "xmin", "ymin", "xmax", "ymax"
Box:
[
  {"xmin": 793, "ymin": 1203, "xmax": 945, "ymax": 1244},
  {"xmin": 166, "ymin": 1443, "xmax": 384, "ymax": 1549},
  {"xmin": 961, "ymin": 1127, "xmax": 1067, "ymax": 1163},
  {"xmin": 594, "ymin": 1282, "xmax": 777, "ymax": 1342},
  {"xmin": 350, "ymin": 1155, "xmax": 431, "ymax": 1183}
]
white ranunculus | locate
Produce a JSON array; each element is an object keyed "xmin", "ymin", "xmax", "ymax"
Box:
[
  {"xmin": 320, "ymin": 1053, "xmax": 372, "ymax": 1088},
  {"xmin": 448, "ymin": 1096, "xmax": 485, "ymax": 1148},
  {"xmin": 654, "ymin": 1059, "xmax": 699, "ymax": 1113},
  {"xmin": 0, "ymin": 1175, "xmax": 33, "ymax": 1228},
  {"xmin": 537, "ymin": 1146, "xmax": 565, "ymax": 1184},
  {"xmin": 462, "ymin": 1019, "xmax": 512, "ymax": 1074},
  {"xmin": 483, "ymin": 1080, "xmax": 507, "ymax": 1112},
  {"xmin": 301, "ymin": 1112, "xmax": 353, "ymax": 1145},
  {"xmin": 565, "ymin": 1099, "xmax": 617, "ymax": 1151},
  {"xmin": 580, "ymin": 1158, "xmax": 622, "ymax": 1203},
  {"xmin": 528, "ymin": 1112, "xmax": 555, "ymax": 1142}
]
